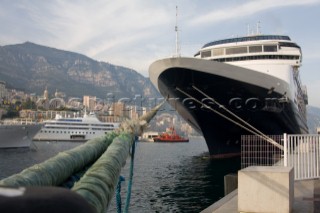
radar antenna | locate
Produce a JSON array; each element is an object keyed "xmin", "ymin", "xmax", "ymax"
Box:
[
  {"xmin": 256, "ymin": 21, "xmax": 261, "ymax": 35},
  {"xmin": 247, "ymin": 21, "xmax": 262, "ymax": 36},
  {"xmin": 174, "ymin": 6, "xmax": 181, "ymax": 57}
]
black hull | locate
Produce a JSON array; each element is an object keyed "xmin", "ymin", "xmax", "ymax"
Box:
[
  {"xmin": 150, "ymin": 58, "xmax": 308, "ymax": 157},
  {"xmin": 153, "ymin": 140, "xmax": 189, "ymax": 143}
]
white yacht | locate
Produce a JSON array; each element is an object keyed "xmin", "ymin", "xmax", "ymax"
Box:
[
  {"xmin": 149, "ymin": 33, "xmax": 308, "ymax": 158},
  {"xmin": 33, "ymin": 112, "xmax": 119, "ymax": 141}
]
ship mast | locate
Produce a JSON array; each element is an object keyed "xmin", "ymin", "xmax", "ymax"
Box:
[
  {"xmin": 256, "ymin": 21, "xmax": 261, "ymax": 35},
  {"xmin": 174, "ymin": 5, "xmax": 181, "ymax": 57}
]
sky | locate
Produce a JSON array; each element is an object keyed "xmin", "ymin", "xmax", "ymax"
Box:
[{"xmin": 0, "ymin": 0, "xmax": 320, "ymax": 107}]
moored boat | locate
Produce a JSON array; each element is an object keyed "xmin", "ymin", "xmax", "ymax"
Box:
[
  {"xmin": 0, "ymin": 119, "xmax": 42, "ymax": 148},
  {"xmin": 33, "ymin": 112, "xmax": 119, "ymax": 141},
  {"xmin": 153, "ymin": 127, "xmax": 189, "ymax": 142}
]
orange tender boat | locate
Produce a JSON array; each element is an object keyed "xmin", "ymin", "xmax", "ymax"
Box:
[{"xmin": 153, "ymin": 127, "xmax": 189, "ymax": 142}]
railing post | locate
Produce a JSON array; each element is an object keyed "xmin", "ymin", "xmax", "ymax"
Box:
[
  {"xmin": 317, "ymin": 135, "xmax": 320, "ymax": 178},
  {"xmin": 284, "ymin": 133, "xmax": 287, "ymax": 167}
]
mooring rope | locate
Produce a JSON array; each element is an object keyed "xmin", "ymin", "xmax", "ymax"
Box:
[
  {"xmin": 71, "ymin": 133, "xmax": 135, "ymax": 213},
  {"xmin": 192, "ymin": 85, "xmax": 282, "ymax": 148},
  {"xmin": 0, "ymin": 133, "xmax": 118, "ymax": 187},
  {"xmin": 70, "ymin": 101, "xmax": 165, "ymax": 213},
  {"xmin": 116, "ymin": 176, "xmax": 125, "ymax": 213},
  {"xmin": 0, "ymin": 100, "xmax": 165, "ymax": 213},
  {"xmin": 124, "ymin": 138, "xmax": 136, "ymax": 213},
  {"xmin": 176, "ymin": 87, "xmax": 283, "ymax": 150},
  {"xmin": 115, "ymin": 138, "xmax": 137, "ymax": 213}
]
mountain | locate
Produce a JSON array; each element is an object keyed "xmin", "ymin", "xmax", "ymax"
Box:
[
  {"xmin": 0, "ymin": 42, "xmax": 160, "ymax": 99},
  {"xmin": 307, "ymin": 106, "xmax": 320, "ymax": 133}
]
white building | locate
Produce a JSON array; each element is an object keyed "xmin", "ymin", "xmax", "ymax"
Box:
[
  {"xmin": 83, "ymin": 95, "xmax": 96, "ymax": 111},
  {"xmin": 0, "ymin": 81, "xmax": 7, "ymax": 99}
]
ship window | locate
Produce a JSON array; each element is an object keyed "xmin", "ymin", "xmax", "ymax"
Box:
[
  {"xmin": 212, "ymin": 48, "xmax": 224, "ymax": 56},
  {"xmin": 212, "ymin": 54, "xmax": 300, "ymax": 62},
  {"xmin": 279, "ymin": 42, "xmax": 300, "ymax": 49},
  {"xmin": 264, "ymin": 45, "xmax": 277, "ymax": 52},
  {"xmin": 201, "ymin": 50, "xmax": 211, "ymax": 58},
  {"xmin": 226, "ymin": 47, "xmax": 247, "ymax": 55},
  {"xmin": 249, "ymin": 46, "xmax": 262, "ymax": 53},
  {"xmin": 202, "ymin": 35, "xmax": 291, "ymax": 48}
]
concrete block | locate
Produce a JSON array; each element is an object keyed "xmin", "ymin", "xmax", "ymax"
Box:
[
  {"xmin": 224, "ymin": 173, "xmax": 238, "ymax": 196},
  {"xmin": 238, "ymin": 166, "xmax": 294, "ymax": 213}
]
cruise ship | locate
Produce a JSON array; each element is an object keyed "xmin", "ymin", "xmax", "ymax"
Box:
[
  {"xmin": 33, "ymin": 112, "xmax": 119, "ymax": 141},
  {"xmin": 0, "ymin": 119, "xmax": 41, "ymax": 148},
  {"xmin": 149, "ymin": 34, "xmax": 308, "ymax": 158}
]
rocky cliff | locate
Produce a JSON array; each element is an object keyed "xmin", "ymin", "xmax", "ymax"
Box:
[{"xmin": 0, "ymin": 42, "xmax": 159, "ymax": 99}]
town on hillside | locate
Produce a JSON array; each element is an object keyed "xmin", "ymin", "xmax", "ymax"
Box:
[{"xmin": 0, "ymin": 80, "xmax": 197, "ymax": 137}]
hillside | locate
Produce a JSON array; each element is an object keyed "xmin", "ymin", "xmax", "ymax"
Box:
[
  {"xmin": 307, "ymin": 105, "xmax": 320, "ymax": 133},
  {"xmin": 0, "ymin": 42, "xmax": 159, "ymax": 99}
]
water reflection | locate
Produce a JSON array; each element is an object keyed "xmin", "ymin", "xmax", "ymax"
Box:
[{"xmin": 151, "ymin": 154, "xmax": 240, "ymax": 213}]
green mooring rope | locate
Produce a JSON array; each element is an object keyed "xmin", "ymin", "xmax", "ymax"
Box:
[
  {"xmin": 124, "ymin": 138, "xmax": 136, "ymax": 213},
  {"xmin": 0, "ymin": 101, "xmax": 166, "ymax": 213},
  {"xmin": 71, "ymin": 133, "xmax": 135, "ymax": 213},
  {"xmin": 0, "ymin": 132, "xmax": 118, "ymax": 187}
]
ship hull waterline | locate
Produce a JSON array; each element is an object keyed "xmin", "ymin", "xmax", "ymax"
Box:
[{"xmin": 149, "ymin": 57, "xmax": 308, "ymax": 158}]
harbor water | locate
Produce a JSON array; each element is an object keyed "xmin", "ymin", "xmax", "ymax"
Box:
[{"xmin": 0, "ymin": 137, "xmax": 241, "ymax": 213}]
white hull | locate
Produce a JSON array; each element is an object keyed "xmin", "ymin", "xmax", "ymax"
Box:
[
  {"xmin": 139, "ymin": 131, "xmax": 159, "ymax": 142},
  {"xmin": 33, "ymin": 112, "xmax": 119, "ymax": 142},
  {"xmin": 34, "ymin": 130, "xmax": 111, "ymax": 141}
]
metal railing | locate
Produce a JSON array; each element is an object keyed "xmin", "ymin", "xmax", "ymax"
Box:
[
  {"xmin": 284, "ymin": 133, "xmax": 320, "ymax": 180},
  {"xmin": 241, "ymin": 135, "xmax": 283, "ymax": 169},
  {"xmin": 241, "ymin": 134, "xmax": 320, "ymax": 180}
]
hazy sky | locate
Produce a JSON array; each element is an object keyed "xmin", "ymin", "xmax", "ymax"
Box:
[{"xmin": 0, "ymin": 0, "xmax": 320, "ymax": 107}]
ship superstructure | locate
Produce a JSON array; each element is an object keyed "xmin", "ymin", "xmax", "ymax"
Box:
[{"xmin": 149, "ymin": 34, "xmax": 308, "ymax": 157}]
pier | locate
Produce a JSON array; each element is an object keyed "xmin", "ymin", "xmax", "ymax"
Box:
[
  {"xmin": 201, "ymin": 179, "xmax": 320, "ymax": 212},
  {"xmin": 202, "ymin": 133, "xmax": 320, "ymax": 213}
]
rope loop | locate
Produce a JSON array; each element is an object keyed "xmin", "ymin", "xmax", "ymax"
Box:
[{"xmin": 116, "ymin": 176, "xmax": 125, "ymax": 213}]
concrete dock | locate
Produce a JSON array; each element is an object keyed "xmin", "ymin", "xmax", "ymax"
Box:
[
  {"xmin": 202, "ymin": 134, "xmax": 320, "ymax": 212},
  {"xmin": 201, "ymin": 179, "xmax": 320, "ymax": 213}
]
